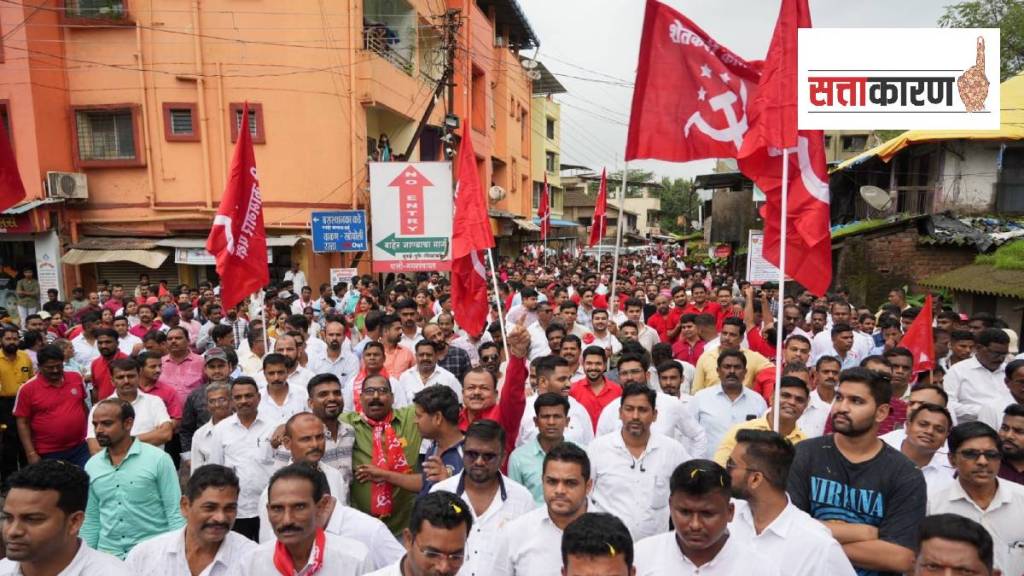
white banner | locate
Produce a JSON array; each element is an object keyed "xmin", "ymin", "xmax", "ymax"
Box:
[
  {"xmin": 329, "ymin": 268, "xmax": 359, "ymax": 286},
  {"xmin": 175, "ymin": 247, "xmax": 273, "ymax": 265},
  {"xmin": 746, "ymin": 230, "xmax": 784, "ymax": 285},
  {"xmin": 369, "ymin": 162, "xmax": 453, "ymax": 273}
]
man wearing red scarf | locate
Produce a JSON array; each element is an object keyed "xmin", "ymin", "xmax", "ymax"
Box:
[{"xmin": 245, "ymin": 463, "xmax": 372, "ymax": 575}]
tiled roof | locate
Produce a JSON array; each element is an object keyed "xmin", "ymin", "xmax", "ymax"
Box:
[{"xmin": 920, "ymin": 263, "xmax": 1024, "ymax": 300}]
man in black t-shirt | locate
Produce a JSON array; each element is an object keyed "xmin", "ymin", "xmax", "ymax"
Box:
[{"xmin": 787, "ymin": 367, "xmax": 926, "ymax": 576}]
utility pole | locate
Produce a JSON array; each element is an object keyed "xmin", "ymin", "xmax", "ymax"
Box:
[{"xmin": 402, "ymin": 9, "xmax": 461, "ymax": 161}]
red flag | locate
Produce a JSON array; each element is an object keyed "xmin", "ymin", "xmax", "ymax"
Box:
[
  {"xmin": 538, "ymin": 173, "xmax": 551, "ymax": 241},
  {"xmin": 625, "ymin": 0, "xmax": 761, "ymax": 162},
  {"xmin": 0, "ymin": 119, "xmax": 27, "ymax": 213},
  {"xmin": 206, "ymin": 102, "xmax": 268, "ymax": 311},
  {"xmin": 450, "ymin": 131, "xmax": 493, "ymax": 336},
  {"xmin": 737, "ymin": 0, "xmax": 832, "ymax": 296},
  {"xmin": 901, "ymin": 294, "xmax": 936, "ymax": 375},
  {"xmin": 589, "ymin": 168, "xmax": 608, "ymax": 247}
]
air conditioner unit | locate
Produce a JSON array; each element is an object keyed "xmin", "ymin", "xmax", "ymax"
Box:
[{"xmin": 46, "ymin": 171, "xmax": 89, "ymax": 200}]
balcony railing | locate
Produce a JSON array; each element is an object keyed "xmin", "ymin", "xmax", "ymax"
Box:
[
  {"xmin": 364, "ymin": 24, "xmax": 415, "ymax": 75},
  {"xmin": 65, "ymin": 0, "xmax": 127, "ymax": 20}
]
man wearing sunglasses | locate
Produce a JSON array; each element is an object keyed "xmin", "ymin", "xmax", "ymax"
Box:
[
  {"xmin": 945, "ymin": 328, "xmax": 1013, "ymax": 426},
  {"xmin": 928, "ymin": 421, "xmax": 1024, "ymax": 576}
]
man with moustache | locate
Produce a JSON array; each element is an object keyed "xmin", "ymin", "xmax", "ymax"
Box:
[
  {"xmin": 885, "ymin": 402, "xmax": 956, "ymax": 492},
  {"xmin": 86, "ymin": 358, "xmax": 173, "ymax": 453},
  {"xmin": 690, "ymin": 350, "xmax": 768, "ymax": 459},
  {"xmin": 928, "ymin": 421, "xmax": 1024, "ymax": 576},
  {"xmin": 1, "ymin": 325, "xmax": 33, "ymax": 480},
  {"xmin": 258, "ymin": 352, "xmax": 309, "ymax": 424},
  {"xmin": 998, "ymin": 403, "xmax": 1024, "ymax": 484},
  {"xmin": 245, "ymin": 463, "xmax": 373, "ymax": 575},
  {"xmin": 712, "ymin": 376, "xmax": 809, "ymax": 466},
  {"xmin": 90, "ymin": 327, "xmax": 127, "ymax": 401},
  {"xmin": 306, "ymin": 373, "xmax": 356, "ymax": 485},
  {"xmin": 796, "ymin": 356, "xmax": 841, "ymax": 437},
  {"xmin": 187, "ymin": 383, "xmax": 233, "ymax": 472},
  {"xmin": 308, "ymin": 319, "xmax": 359, "ymax": 384},
  {"xmin": 494, "ymin": 442, "xmax": 593, "ymax": 576},
  {"xmin": 0, "ymin": 461, "xmax": 130, "ymax": 575},
  {"xmin": 519, "ymin": 355, "xmax": 594, "ymax": 449},
  {"xmin": 787, "ymin": 367, "xmax": 926, "ymax": 575},
  {"xmin": 81, "ymin": 399, "xmax": 185, "ymax": 558},
  {"xmin": 125, "ymin": 465, "xmax": 257, "ymax": 575},
  {"xmin": 509, "ymin": 393, "xmax": 571, "ymax": 504},
  {"xmin": 365, "ymin": 491, "xmax": 474, "ymax": 576},
  {"xmin": 259, "ymin": 334, "xmax": 316, "ymax": 394}
]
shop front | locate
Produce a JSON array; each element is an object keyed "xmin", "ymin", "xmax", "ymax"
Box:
[{"xmin": 0, "ymin": 200, "xmax": 64, "ymax": 323}]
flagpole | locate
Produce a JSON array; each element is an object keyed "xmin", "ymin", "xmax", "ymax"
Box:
[
  {"xmin": 260, "ymin": 290, "xmax": 269, "ymax": 353},
  {"xmin": 609, "ymin": 164, "xmax": 627, "ymax": 312},
  {"xmin": 485, "ymin": 248, "xmax": 511, "ymax": 363},
  {"xmin": 773, "ymin": 150, "xmax": 789, "ymax": 432}
]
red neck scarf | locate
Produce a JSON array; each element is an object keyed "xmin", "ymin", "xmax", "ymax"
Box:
[
  {"xmin": 363, "ymin": 410, "xmax": 410, "ymax": 517},
  {"xmin": 351, "ymin": 364, "xmax": 389, "ymax": 414},
  {"xmin": 273, "ymin": 527, "xmax": 326, "ymax": 576}
]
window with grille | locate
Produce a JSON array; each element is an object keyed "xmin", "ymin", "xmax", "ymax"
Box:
[
  {"xmin": 66, "ymin": 0, "xmax": 127, "ymax": 19},
  {"xmin": 229, "ymin": 103, "xmax": 265, "ymax": 143},
  {"xmin": 163, "ymin": 103, "xmax": 198, "ymax": 142},
  {"xmin": 234, "ymin": 109, "xmax": 258, "ymax": 137},
  {"xmin": 545, "ymin": 151, "xmax": 556, "ymax": 173},
  {"xmin": 75, "ymin": 108, "xmax": 136, "ymax": 161},
  {"xmin": 170, "ymin": 109, "xmax": 193, "ymax": 135}
]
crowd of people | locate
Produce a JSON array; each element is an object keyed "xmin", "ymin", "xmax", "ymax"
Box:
[{"xmin": 1, "ymin": 248, "xmax": 1023, "ymax": 576}]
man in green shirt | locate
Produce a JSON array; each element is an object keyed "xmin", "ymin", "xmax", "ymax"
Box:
[
  {"xmin": 15, "ymin": 268, "xmax": 40, "ymax": 328},
  {"xmin": 342, "ymin": 374, "xmax": 422, "ymax": 536},
  {"xmin": 81, "ymin": 398, "xmax": 185, "ymax": 558}
]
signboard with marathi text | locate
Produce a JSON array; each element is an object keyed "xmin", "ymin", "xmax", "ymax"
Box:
[
  {"xmin": 329, "ymin": 268, "xmax": 359, "ymax": 286},
  {"xmin": 175, "ymin": 247, "xmax": 272, "ymax": 265},
  {"xmin": 311, "ymin": 210, "xmax": 368, "ymax": 253},
  {"xmin": 746, "ymin": 230, "xmax": 784, "ymax": 285},
  {"xmin": 369, "ymin": 162, "xmax": 453, "ymax": 273}
]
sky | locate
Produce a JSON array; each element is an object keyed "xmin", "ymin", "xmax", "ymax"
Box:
[{"xmin": 515, "ymin": 0, "xmax": 951, "ymax": 181}]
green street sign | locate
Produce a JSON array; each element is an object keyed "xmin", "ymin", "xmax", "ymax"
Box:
[{"xmin": 375, "ymin": 233, "xmax": 450, "ymax": 257}]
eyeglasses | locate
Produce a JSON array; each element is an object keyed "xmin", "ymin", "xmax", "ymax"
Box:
[
  {"xmin": 957, "ymin": 449, "xmax": 1002, "ymax": 461},
  {"xmin": 415, "ymin": 543, "xmax": 465, "ymax": 563},
  {"xmin": 361, "ymin": 387, "xmax": 392, "ymax": 397},
  {"xmin": 464, "ymin": 450, "xmax": 499, "ymax": 463},
  {"xmin": 480, "ymin": 355, "xmax": 499, "ymax": 362}
]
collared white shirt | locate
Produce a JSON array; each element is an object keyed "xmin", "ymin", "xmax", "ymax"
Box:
[
  {"xmin": 881, "ymin": 428, "xmax": 955, "ymax": 492},
  {"xmin": 635, "ymin": 530, "xmax": 780, "ymax": 576},
  {"xmin": 256, "ymin": 382, "xmax": 310, "ymax": 424},
  {"xmin": 945, "ymin": 356, "xmax": 1012, "ymax": 425},
  {"xmin": 0, "ymin": 540, "xmax": 130, "ymax": 576},
  {"xmin": 595, "ymin": 392, "xmax": 707, "ymax": 458},
  {"xmin": 587, "ymin": 431, "xmax": 691, "ymax": 541},
  {"xmin": 365, "ymin": 561, "xmax": 404, "ymax": 576},
  {"xmin": 430, "ymin": 473, "xmax": 536, "ymax": 576},
  {"xmin": 290, "ymin": 297, "xmax": 315, "ymax": 316},
  {"xmin": 308, "ymin": 348, "xmax": 360, "ymax": 385},
  {"xmin": 451, "ymin": 333, "xmax": 491, "ymax": 365},
  {"xmin": 517, "ymin": 395, "xmax": 594, "ymax": 448},
  {"xmin": 729, "ymin": 500, "xmax": 855, "ymax": 576},
  {"xmin": 116, "ymin": 333, "xmax": 143, "ymax": 356},
  {"xmin": 72, "ymin": 334, "xmax": 100, "ymax": 371},
  {"xmin": 589, "ymin": 331, "xmax": 622, "ymax": 356},
  {"xmin": 397, "ymin": 365, "xmax": 462, "ymax": 405},
  {"xmin": 188, "ymin": 419, "xmax": 217, "ymax": 469},
  {"xmin": 206, "ymin": 413, "xmax": 277, "ymax": 518},
  {"xmin": 811, "ymin": 329, "xmax": 873, "ymax": 363},
  {"xmin": 928, "ymin": 479, "xmax": 1024, "ymax": 576},
  {"xmin": 525, "ymin": 322, "xmax": 552, "ymax": 361},
  {"xmin": 245, "ymin": 532, "xmax": 371, "ymax": 576},
  {"xmin": 796, "ymin": 388, "xmax": 833, "ymax": 438},
  {"xmin": 492, "ymin": 506, "xmax": 566, "ymax": 576},
  {"xmin": 257, "ymin": 463, "xmax": 347, "ymax": 543},
  {"xmin": 399, "ymin": 329, "xmax": 423, "ymax": 353},
  {"xmin": 690, "ymin": 385, "xmax": 768, "ymax": 459},
  {"xmin": 325, "ymin": 505, "xmax": 406, "ymax": 570},
  {"xmin": 87, "ymin": 392, "xmax": 171, "ymax": 445},
  {"xmin": 635, "ymin": 324, "xmax": 659, "ymax": 353},
  {"xmin": 125, "ymin": 526, "xmax": 256, "ymax": 576}
]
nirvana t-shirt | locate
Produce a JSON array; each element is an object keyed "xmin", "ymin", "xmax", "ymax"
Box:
[{"xmin": 786, "ymin": 435, "xmax": 926, "ymax": 576}]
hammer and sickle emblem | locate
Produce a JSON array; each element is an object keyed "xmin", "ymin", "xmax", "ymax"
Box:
[
  {"xmin": 684, "ymin": 81, "xmax": 749, "ymax": 150},
  {"xmin": 212, "ymin": 214, "xmax": 236, "ymax": 255}
]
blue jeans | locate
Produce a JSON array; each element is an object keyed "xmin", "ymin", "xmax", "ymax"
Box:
[{"xmin": 41, "ymin": 442, "xmax": 90, "ymax": 469}]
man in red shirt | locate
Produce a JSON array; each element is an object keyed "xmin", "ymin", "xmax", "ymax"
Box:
[
  {"xmin": 13, "ymin": 345, "xmax": 90, "ymax": 467},
  {"xmin": 681, "ymin": 284, "xmax": 722, "ymax": 319},
  {"xmin": 128, "ymin": 304, "xmax": 163, "ymax": 339},
  {"xmin": 645, "ymin": 295, "xmax": 674, "ymax": 343},
  {"xmin": 671, "ymin": 313, "xmax": 706, "ymax": 366},
  {"xmin": 137, "ymin": 350, "xmax": 184, "ymax": 420},
  {"xmin": 89, "ymin": 327, "xmax": 127, "ymax": 401},
  {"xmin": 569, "ymin": 346, "xmax": 621, "ymax": 429}
]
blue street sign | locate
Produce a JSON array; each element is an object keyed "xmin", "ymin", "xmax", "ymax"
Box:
[{"xmin": 311, "ymin": 210, "xmax": 368, "ymax": 253}]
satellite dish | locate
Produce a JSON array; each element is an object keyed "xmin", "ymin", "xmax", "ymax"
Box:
[
  {"xmin": 526, "ymin": 69, "xmax": 542, "ymax": 80},
  {"xmin": 520, "ymin": 59, "xmax": 539, "ymax": 70},
  {"xmin": 859, "ymin": 185, "xmax": 894, "ymax": 211},
  {"xmin": 488, "ymin": 185, "xmax": 506, "ymax": 202}
]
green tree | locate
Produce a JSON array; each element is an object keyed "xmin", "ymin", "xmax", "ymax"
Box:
[
  {"xmin": 589, "ymin": 169, "xmax": 655, "ymax": 198},
  {"xmin": 656, "ymin": 177, "xmax": 699, "ymax": 234},
  {"xmin": 939, "ymin": 0, "xmax": 1024, "ymax": 81}
]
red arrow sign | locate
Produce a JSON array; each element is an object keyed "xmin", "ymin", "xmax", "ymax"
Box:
[{"xmin": 390, "ymin": 165, "xmax": 433, "ymax": 236}]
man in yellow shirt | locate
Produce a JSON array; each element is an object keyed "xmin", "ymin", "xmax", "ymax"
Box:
[
  {"xmin": 692, "ymin": 317, "xmax": 772, "ymax": 393},
  {"xmin": 713, "ymin": 376, "xmax": 809, "ymax": 466},
  {"xmin": 1, "ymin": 325, "xmax": 34, "ymax": 481}
]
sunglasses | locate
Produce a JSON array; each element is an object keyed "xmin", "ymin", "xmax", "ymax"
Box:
[
  {"xmin": 957, "ymin": 449, "xmax": 1001, "ymax": 461},
  {"xmin": 464, "ymin": 450, "xmax": 499, "ymax": 463},
  {"xmin": 480, "ymin": 355, "xmax": 499, "ymax": 362}
]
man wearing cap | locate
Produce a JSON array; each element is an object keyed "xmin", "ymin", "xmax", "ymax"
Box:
[{"xmin": 178, "ymin": 346, "xmax": 233, "ymax": 467}]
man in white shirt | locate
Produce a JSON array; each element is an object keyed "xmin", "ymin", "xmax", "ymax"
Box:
[
  {"xmin": 588, "ymin": 383, "xmax": 691, "ymax": 541},
  {"xmin": 882, "ymin": 401, "xmax": 955, "ymax": 492},
  {"xmin": 505, "ymin": 288, "xmax": 540, "ymax": 328},
  {"xmin": 796, "ymin": 356, "xmax": 840, "ymax": 438},
  {"xmin": 811, "ymin": 302, "xmax": 872, "ymax": 360},
  {"xmin": 257, "ymin": 413, "xmax": 346, "ymax": 542},
  {"xmin": 634, "ymin": 459, "xmax": 780, "ymax": 576},
  {"xmin": 206, "ymin": 377, "xmax": 278, "ymax": 541},
  {"xmin": 945, "ymin": 329, "xmax": 1013, "ymax": 427},
  {"xmin": 125, "ymin": 464, "xmax": 257, "ymax": 575},
  {"xmin": 397, "ymin": 340, "xmax": 462, "ymax": 406},
  {"xmin": 256, "ymin": 334, "xmax": 315, "ymax": 394},
  {"xmin": 247, "ymin": 463, "xmax": 372, "ymax": 575},
  {"xmin": 283, "ymin": 262, "xmax": 307, "ymax": 294},
  {"xmin": 0, "ymin": 461, "xmax": 130, "ymax": 576},
  {"xmin": 589, "ymin": 309, "xmax": 622, "ymax": 357},
  {"xmin": 113, "ymin": 316, "xmax": 143, "ymax": 356},
  {"xmin": 395, "ymin": 299, "xmax": 423, "ymax": 352},
  {"xmin": 518, "ymin": 355, "xmax": 593, "ymax": 449},
  {"xmin": 72, "ymin": 313, "xmax": 101, "ymax": 369},
  {"xmin": 622, "ymin": 299, "xmax": 658, "ymax": 353},
  {"xmin": 86, "ymin": 358, "xmax": 173, "ymax": 453},
  {"xmin": 256, "ymin": 353, "xmax": 309, "ymax": 424},
  {"xmin": 689, "ymin": 350, "xmax": 768, "ymax": 458},
  {"xmin": 494, "ymin": 442, "xmax": 592, "ymax": 576},
  {"xmin": 365, "ymin": 491, "xmax": 474, "ymax": 576},
  {"xmin": 290, "ymin": 285, "xmax": 315, "ymax": 316},
  {"xmin": 726, "ymin": 429, "xmax": 855, "ymax": 576},
  {"xmin": 307, "ymin": 320, "xmax": 359, "ymax": 384},
  {"xmin": 187, "ymin": 383, "xmax": 233, "ymax": 474},
  {"xmin": 430, "ymin": 420, "xmax": 536, "ymax": 576},
  {"xmin": 927, "ymin": 421, "xmax": 1024, "ymax": 576},
  {"xmin": 525, "ymin": 300, "xmax": 556, "ymax": 360}
]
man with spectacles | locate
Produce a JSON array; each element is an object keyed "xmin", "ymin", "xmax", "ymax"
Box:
[
  {"xmin": 476, "ymin": 342, "xmax": 503, "ymax": 387},
  {"xmin": 430, "ymin": 420, "xmax": 535, "ymax": 576},
  {"xmin": 928, "ymin": 421, "xmax": 1024, "ymax": 576},
  {"xmin": 366, "ymin": 491, "xmax": 473, "ymax": 576},
  {"xmin": 945, "ymin": 328, "xmax": 1013, "ymax": 427}
]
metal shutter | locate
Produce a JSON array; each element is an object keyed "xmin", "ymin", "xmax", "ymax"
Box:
[{"xmin": 95, "ymin": 259, "xmax": 179, "ymax": 294}]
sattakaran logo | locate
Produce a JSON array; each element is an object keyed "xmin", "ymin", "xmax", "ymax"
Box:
[{"xmin": 798, "ymin": 28, "xmax": 1000, "ymax": 130}]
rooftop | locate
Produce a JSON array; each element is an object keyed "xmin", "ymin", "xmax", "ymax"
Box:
[{"xmin": 476, "ymin": 0, "xmax": 539, "ymax": 50}]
